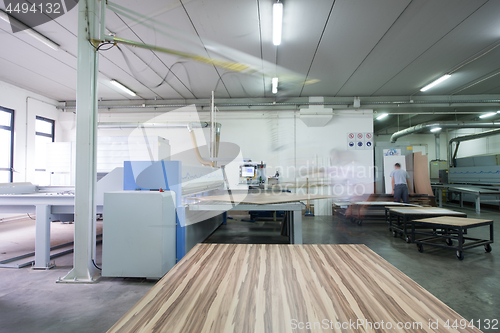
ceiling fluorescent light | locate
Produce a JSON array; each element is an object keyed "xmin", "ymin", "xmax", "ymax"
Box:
[
  {"xmin": 376, "ymin": 113, "xmax": 388, "ymax": 120},
  {"xmin": 110, "ymin": 80, "xmax": 136, "ymax": 96},
  {"xmin": 479, "ymin": 112, "xmax": 497, "ymax": 119},
  {"xmin": 420, "ymin": 74, "xmax": 451, "ymax": 92},
  {"xmin": 0, "ymin": 9, "xmax": 60, "ymax": 50},
  {"xmin": 273, "ymin": 2, "xmax": 283, "ymax": 46},
  {"xmin": 430, "ymin": 127, "xmax": 442, "ymax": 133},
  {"xmin": 272, "ymin": 77, "xmax": 278, "ymax": 94}
]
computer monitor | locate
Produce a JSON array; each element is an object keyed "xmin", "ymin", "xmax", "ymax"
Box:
[{"xmin": 241, "ymin": 166, "xmax": 255, "ymax": 178}]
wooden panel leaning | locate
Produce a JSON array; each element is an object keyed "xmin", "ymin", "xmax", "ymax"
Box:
[{"xmin": 108, "ymin": 244, "xmax": 481, "ymax": 333}]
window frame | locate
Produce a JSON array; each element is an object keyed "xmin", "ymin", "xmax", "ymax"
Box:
[
  {"xmin": 0, "ymin": 106, "xmax": 14, "ymax": 182},
  {"xmin": 35, "ymin": 116, "xmax": 55, "ymax": 172}
]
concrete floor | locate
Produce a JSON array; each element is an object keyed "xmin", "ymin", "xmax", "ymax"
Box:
[{"xmin": 0, "ymin": 204, "xmax": 498, "ymax": 333}]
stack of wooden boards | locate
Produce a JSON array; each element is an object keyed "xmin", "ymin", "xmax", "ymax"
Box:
[
  {"xmin": 408, "ymin": 151, "xmax": 434, "ymax": 196},
  {"xmin": 333, "ymin": 193, "xmax": 436, "ymax": 222}
]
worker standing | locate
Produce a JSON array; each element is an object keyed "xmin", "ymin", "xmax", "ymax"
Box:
[{"xmin": 390, "ymin": 163, "xmax": 410, "ymax": 204}]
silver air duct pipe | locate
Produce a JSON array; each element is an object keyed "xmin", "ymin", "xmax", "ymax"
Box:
[
  {"xmin": 435, "ymin": 134, "xmax": 441, "ymax": 160},
  {"xmin": 97, "ymin": 122, "xmax": 210, "ymax": 129},
  {"xmin": 390, "ymin": 121, "xmax": 500, "ymax": 143},
  {"xmin": 448, "ymin": 128, "xmax": 500, "ymax": 167}
]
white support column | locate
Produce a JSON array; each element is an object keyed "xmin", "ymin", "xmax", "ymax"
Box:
[
  {"xmin": 33, "ymin": 205, "xmax": 54, "ymax": 269},
  {"xmin": 59, "ymin": 0, "xmax": 100, "ymax": 283}
]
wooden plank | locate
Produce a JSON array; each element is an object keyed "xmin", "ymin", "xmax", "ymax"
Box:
[
  {"xmin": 389, "ymin": 207, "xmax": 466, "ymax": 215},
  {"xmin": 413, "ymin": 152, "xmax": 434, "ymax": 196},
  {"xmin": 196, "ymin": 193, "xmax": 335, "ymax": 205},
  {"xmin": 352, "ymin": 201, "xmax": 419, "ymax": 206},
  {"xmin": 108, "ymin": 244, "xmax": 482, "ymax": 333},
  {"xmin": 414, "ymin": 216, "xmax": 493, "ymax": 227}
]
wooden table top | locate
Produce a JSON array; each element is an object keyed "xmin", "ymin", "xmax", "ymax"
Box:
[
  {"xmin": 196, "ymin": 193, "xmax": 334, "ymax": 205},
  {"xmin": 413, "ymin": 216, "xmax": 493, "ymax": 227},
  {"xmin": 388, "ymin": 207, "xmax": 466, "ymax": 215},
  {"xmin": 108, "ymin": 244, "xmax": 480, "ymax": 333}
]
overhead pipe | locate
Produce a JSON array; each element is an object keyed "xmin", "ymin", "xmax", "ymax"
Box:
[
  {"xmin": 97, "ymin": 121, "xmax": 210, "ymax": 129},
  {"xmin": 448, "ymin": 128, "xmax": 500, "ymax": 167},
  {"xmin": 390, "ymin": 121, "xmax": 500, "ymax": 143},
  {"xmin": 435, "ymin": 134, "xmax": 441, "ymax": 160},
  {"xmin": 58, "ymin": 95, "xmax": 500, "ymax": 111}
]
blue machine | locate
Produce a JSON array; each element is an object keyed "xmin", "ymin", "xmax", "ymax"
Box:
[
  {"xmin": 123, "ymin": 160, "xmax": 224, "ymax": 262},
  {"xmin": 123, "ymin": 161, "xmax": 186, "ymax": 260}
]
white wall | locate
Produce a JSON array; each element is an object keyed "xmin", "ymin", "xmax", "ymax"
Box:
[
  {"xmin": 0, "ymin": 80, "xmax": 68, "ymax": 183},
  {"xmin": 375, "ymin": 133, "xmax": 448, "ymax": 162},
  {"xmin": 65, "ymin": 108, "xmax": 375, "ymax": 215},
  {"xmin": 447, "ymin": 128, "xmax": 500, "ymax": 158},
  {"xmin": 376, "ymin": 129, "xmax": 500, "ymax": 163}
]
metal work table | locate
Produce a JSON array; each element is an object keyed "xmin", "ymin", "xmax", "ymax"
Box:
[
  {"xmin": 412, "ymin": 216, "xmax": 493, "ymax": 260},
  {"xmin": 334, "ymin": 201, "xmax": 420, "ymax": 226},
  {"xmin": 188, "ymin": 201, "xmax": 304, "ymax": 244},
  {"xmin": 432, "ymin": 184, "xmax": 500, "ymax": 213},
  {"xmin": 0, "ymin": 193, "xmax": 103, "ymax": 269},
  {"xmin": 386, "ymin": 207, "xmax": 467, "ymax": 243},
  {"xmin": 107, "ymin": 244, "xmax": 482, "ymax": 333}
]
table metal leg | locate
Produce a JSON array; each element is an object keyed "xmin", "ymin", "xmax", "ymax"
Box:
[
  {"xmin": 458, "ymin": 227, "xmax": 464, "ymax": 254},
  {"xmin": 490, "ymin": 222, "xmax": 494, "ymax": 243},
  {"xmin": 460, "ymin": 192, "xmax": 463, "ymax": 208},
  {"xmin": 291, "ymin": 210, "xmax": 302, "ymax": 244},
  {"xmin": 475, "ymin": 195, "xmax": 481, "ymax": 214},
  {"xmin": 34, "ymin": 205, "xmax": 54, "ymax": 270}
]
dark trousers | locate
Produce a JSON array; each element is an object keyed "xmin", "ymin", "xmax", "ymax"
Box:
[{"xmin": 394, "ymin": 184, "xmax": 409, "ymax": 204}]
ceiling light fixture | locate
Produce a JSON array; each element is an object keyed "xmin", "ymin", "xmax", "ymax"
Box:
[
  {"xmin": 110, "ymin": 80, "xmax": 136, "ymax": 96},
  {"xmin": 0, "ymin": 9, "xmax": 60, "ymax": 51},
  {"xmin": 479, "ymin": 112, "xmax": 497, "ymax": 119},
  {"xmin": 376, "ymin": 113, "xmax": 388, "ymax": 120},
  {"xmin": 430, "ymin": 127, "xmax": 442, "ymax": 133},
  {"xmin": 273, "ymin": 2, "xmax": 283, "ymax": 46},
  {"xmin": 272, "ymin": 77, "xmax": 278, "ymax": 94},
  {"xmin": 420, "ymin": 74, "xmax": 451, "ymax": 92}
]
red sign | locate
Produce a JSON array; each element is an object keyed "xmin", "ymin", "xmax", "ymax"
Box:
[
  {"xmin": 357, "ymin": 133, "xmax": 363, "ymax": 139},
  {"xmin": 348, "ymin": 133, "xmax": 354, "ymax": 139},
  {"xmin": 366, "ymin": 133, "xmax": 372, "ymax": 139}
]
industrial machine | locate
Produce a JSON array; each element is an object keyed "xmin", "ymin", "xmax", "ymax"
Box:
[
  {"xmin": 239, "ymin": 161, "xmax": 266, "ymax": 188},
  {"xmin": 429, "ymin": 160, "xmax": 448, "ymax": 183}
]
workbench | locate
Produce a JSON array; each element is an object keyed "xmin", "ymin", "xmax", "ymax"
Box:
[
  {"xmin": 334, "ymin": 201, "xmax": 420, "ymax": 226},
  {"xmin": 432, "ymin": 184, "xmax": 500, "ymax": 213},
  {"xmin": 386, "ymin": 207, "xmax": 467, "ymax": 243},
  {"xmin": 107, "ymin": 244, "xmax": 482, "ymax": 333},
  {"xmin": 0, "ymin": 193, "xmax": 102, "ymax": 269},
  {"xmin": 412, "ymin": 216, "xmax": 494, "ymax": 260},
  {"xmin": 188, "ymin": 201, "xmax": 304, "ymax": 244}
]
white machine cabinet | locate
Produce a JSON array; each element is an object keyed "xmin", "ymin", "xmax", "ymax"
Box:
[{"xmin": 102, "ymin": 191, "xmax": 176, "ymax": 279}]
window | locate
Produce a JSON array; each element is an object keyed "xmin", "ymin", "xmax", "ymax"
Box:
[
  {"xmin": 0, "ymin": 107, "xmax": 14, "ymax": 183},
  {"xmin": 35, "ymin": 116, "xmax": 55, "ymax": 185}
]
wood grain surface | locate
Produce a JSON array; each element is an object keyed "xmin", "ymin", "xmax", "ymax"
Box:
[
  {"xmin": 414, "ymin": 152, "xmax": 434, "ymax": 196},
  {"xmin": 389, "ymin": 207, "xmax": 467, "ymax": 215},
  {"xmin": 108, "ymin": 244, "xmax": 481, "ymax": 333},
  {"xmin": 196, "ymin": 193, "xmax": 334, "ymax": 205},
  {"xmin": 413, "ymin": 216, "xmax": 493, "ymax": 226}
]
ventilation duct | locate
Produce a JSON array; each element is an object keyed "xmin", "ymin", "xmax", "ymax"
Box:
[
  {"xmin": 299, "ymin": 97, "xmax": 333, "ymax": 127},
  {"xmin": 390, "ymin": 121, "xmax": 500, "ymax": 143}
]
